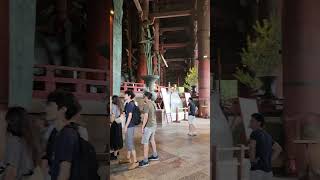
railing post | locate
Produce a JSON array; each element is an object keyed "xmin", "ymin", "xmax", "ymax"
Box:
[
  {"xmin": 77, "ymin": 83, "xmax": 87, "ymax": 96},
  {"xmin": 46, "ymin": 67, "xmax": 55, "ymax": 92},
  {"xmin": 79, "ymin": 71, "xmax": 86, "ymax": 79},
  {"xmin": 238, "ymin": 145, "xmax": 245, "ymax": 180},
  {"xmin": 212, "ymin": 145, "xmax": 216, "ymax": 180}
]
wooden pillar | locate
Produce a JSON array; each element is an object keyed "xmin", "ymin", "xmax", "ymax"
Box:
[
  {"xmin": 192, "ymin": 0, "xmax": 198, "ymax": 67},
  {"xmin": 283, "ymin": 0, "xmax": 320, "ymax": 176},
  {"xmin": 86, "ymin": 0, "xmax": 111, "ymax": 80},
  {"xmin": 197, "ymin": 0, "xmax": 210, "ymax": 117},
  {"xmin": 127, "ymin": 3, "xmax": 133, "ymax": 81},
  {"xmin": 0, "ymin": 0, "xmax": 8, "ymax": 162},
  {"xmin": 137, "ymin": 0, "xmax": 149, "ymax": 83},
  {"xmin": 0, "ymin": 0, "xmax": 9, "ymax": 109}
]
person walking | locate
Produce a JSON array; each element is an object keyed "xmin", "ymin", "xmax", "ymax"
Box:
[
  {"xmin": 187, "ymin": 98, "xmax": 197, "ymax": 136},
  {"xmin": 139, "ymin": 92, "xmax": 159, "ymax": 168},
  {"xmin": 249, "ymin": 113, "xmax": 282, "ymax": 180}
]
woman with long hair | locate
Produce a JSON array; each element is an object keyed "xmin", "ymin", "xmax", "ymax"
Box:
[
  {"xmin": 110, "ymin": 95, "xmax": 124, "ymax": 160},
  {"xmin": 2, "ymin": 107, "xmax": 41, "ymax": 180}
]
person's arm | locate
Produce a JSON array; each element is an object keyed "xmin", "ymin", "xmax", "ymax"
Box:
[
  {"xmin": 110, "ymin": 113, "xmax": 115, "ymax": 124},
  {"xmin": 126, "ymin": 113, "xmax": 133, "ymax": 128},
  {"xmin": 271, "ymin": 141, "xmax": 282, "ymax": 161},
  {"xmin": 249, "ymin": 139, "xmax": 257, "ymax": 163},
  {"xmin": 3, "ymin": 166, "xmax": 17, "ymax": 180},
  {"xmin": 142, "ymin": 113, "xmax": 148, "ymax": 134},
  {"xmin": 57, "ymin": 161, "xmax": 71, "ymax": 180},
  {"xmin": 124, "ymin": 103, "xmax": 134, "ymax": 131}
]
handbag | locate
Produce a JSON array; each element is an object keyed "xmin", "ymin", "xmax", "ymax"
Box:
[{"xmin": 115, "ymin": 116, "xmax": 124, "ymax": 124}]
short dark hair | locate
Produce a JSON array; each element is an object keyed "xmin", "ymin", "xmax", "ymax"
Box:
[
  {"xmin": 144, "ymin": 91, "xmax": 153, "ymax": 100},
  {"xmin": 125, "ymin": 90, "xmax": 135, "ymax": 99},
  {"xmin": 251, "ymin": 113, "xmax": 265, "ymax": 127},
  {"xmin": 47, "ymin": 90, "xmax": 82, "ymax": 120}
]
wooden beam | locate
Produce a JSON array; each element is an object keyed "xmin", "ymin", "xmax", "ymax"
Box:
[
  {"xmin": 150, "ymin": 10, "xmax": 192, "ymax": 19},
  {"xmin": 166, "ymin": 58, "xmax": 186, "ymax": 62},
  {"xmin": 162, "ymin": 42, "xmax": 189, "ymax": 49},
  {"xmin": 160, "ymin": 26, "xmax": 187, "ymax": 34},
  {"xmin": 133, "ymin": 0, "xmax": 142, "ymax": 14}
]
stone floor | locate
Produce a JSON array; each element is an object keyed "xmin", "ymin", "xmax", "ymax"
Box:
[{"xmin": 110, "ymin": 118, "xmax": 211, "ymax": 180}]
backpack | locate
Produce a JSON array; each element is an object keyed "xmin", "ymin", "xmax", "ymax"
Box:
[
  {"xmin": 131, "ymin": 101, "xmax": 141, "ymax": 125},
  {"xmin": 67, "ymin": 124, "xmax": 100, "ymax": 180}
]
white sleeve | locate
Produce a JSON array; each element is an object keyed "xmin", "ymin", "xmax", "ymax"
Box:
[{"xmin": 78, "ymin": 126, "xmax": 89, "ymax": 141}]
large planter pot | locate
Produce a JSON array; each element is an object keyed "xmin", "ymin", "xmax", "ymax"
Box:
[
  {"xmin": 142, "ymin": 75, "xmax": 159, "ymax": 101},
  {"xmin": 259, "ymin": 76, "xmax": 277, "ymax": 98},
  {"xmin": 191, "ymin": 85, "xmax": 197, "ymax": 97}
]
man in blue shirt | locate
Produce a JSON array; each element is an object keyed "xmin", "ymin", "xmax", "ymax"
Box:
[
  {"xmin": 119, "ymin": 90, "xmax": 139, "ymax": 170},
  {"xmin": 42, "ymin": 90, "xmax": 82, "ymax": 180},
  {"xmin": 249, "ymin": 113, "xmax": 282, "ymax": 180}
]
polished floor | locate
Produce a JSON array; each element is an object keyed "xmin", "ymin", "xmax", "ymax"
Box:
[{"xmin": 110, "ymin": 118, "xmax": 211, "ymax": 180}]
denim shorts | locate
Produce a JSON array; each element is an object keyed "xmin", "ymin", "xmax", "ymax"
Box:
[
  {"xmin": 188, "ymin": 115, "xmax": 196, "ymax": 124},
  {"xmin": 141, "ymin": 127, "xmax": 156, "ymax": 145},
  {"xmin": 126, "ymin": 127, "xmax": 135, "ymax": 151}
]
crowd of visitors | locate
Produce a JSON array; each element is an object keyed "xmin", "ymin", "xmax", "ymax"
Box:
[{"xmin": 0, "ymin": 89, "xmax": 199, "ymax": 179}]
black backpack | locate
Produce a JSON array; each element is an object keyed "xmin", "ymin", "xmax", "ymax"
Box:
[
  {"xmin": 67, "ymin": 124, "xmax": 100, "ymax": 180},
  {"xmin": 131, "ymin": 101, "xmax": 141, "ymax": 125}
]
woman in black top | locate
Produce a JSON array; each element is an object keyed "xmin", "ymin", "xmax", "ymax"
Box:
[{"xmin": 110, "ymin": 95, "xmax": 124, "ymax": 160}]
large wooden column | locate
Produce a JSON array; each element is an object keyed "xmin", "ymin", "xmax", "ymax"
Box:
[
  {"xmin": 0, "ymin": 0, "xmax": 9, "ymax": 110},
  {"xmin": 0, "ymin": 0, "xmax": 8, "ymax": 163},
  {"xmin": 192, "ymin": 0, "xmax": 198, "ymax": 68},
  {"xmin": 86, "ymin": 0, "xmax": 111, "ymax": 80},
  {"xmin": 137, "ymin": 0, "xmax": 149, "ymax": 82},
  {"xmin": 197, "ymin": 0, "xmax": 210, "ymax": 117},
  {"xmin": 283, "ymin": 0, "xmax": 320, "ymax": 177},
  {"xmin": 9, "ymin": 0, "xmax": 36, "ymax": 108}
]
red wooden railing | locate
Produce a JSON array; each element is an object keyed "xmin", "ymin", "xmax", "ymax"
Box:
[
  {"xmin": 33, "ymin": 65, "xmax": 169, "ymax": 100},
  {"xmin": 121, "ymin": 82, "xmax": 145, "ymax": 93},
  {"xmin": 33, "ymin": 65, "xmax": 107, "ymax": 100},
  {"xmin": 120, "ymin": 82, "xmax": 168, "ymax": 94}
]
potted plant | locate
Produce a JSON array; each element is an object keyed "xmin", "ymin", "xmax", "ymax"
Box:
[
  {"xmin": 183, "ymin": 67, "xmax": 198, "ymax": 96},
  {"xmin": 234, "ymin": 16, "xmax": 281, "ymax": 98}
]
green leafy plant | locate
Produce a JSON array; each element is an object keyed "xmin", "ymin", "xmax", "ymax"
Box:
[
  {"xmin": 233, "ymin": 68, "xmax": 263, "ymax": 90},
  {"xmin": 183, "ymin": 67, "xmax": 198, "ymax": 90},
  {"xmin": 234, "ymin": 16, "xmax": 281, "ymax": 89}
]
